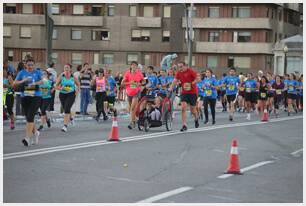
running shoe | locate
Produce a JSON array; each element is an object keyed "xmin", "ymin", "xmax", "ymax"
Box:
[
  {"xmin": 69, "ymin": 118, "xmax": 75, "ymax": 126},
  {"xmin": 103, "ymin": 116, "xmax": 109, "ymax": 121},
  {"xmin": 246, "ymin": 113, "xmax": 251, "ymax": 120},
  {"xmin": 9, "ymin": 121, "xmax": 15, "ymax": 130},
  {"xmin": 22, "ymin": 138, "xmax": 31, "ymax": 147},
  {"xmin": 95, "ymin": 115, "xmax": 100, "ymax": 122},
  {"xmin": 61, "ymin": 125, "xmax": 68, "ymax": 132},
  {"xmin": 47, "ymin": 118, "xmax": 51, "ymax": 128},
  {"xmin": 180, "ymin": 125, "xmax": 187, "ymax": 132},
  {"xmin": 195, "ymin": 119, "xmax": 199, "ymax": 128},
  {"xmin": 212, "ymin": 120, "xmax": 216, "ymax": 125},
  {"xmin": 128, "ymin": 122, "xmax": 135, "ymax": 130},
  {"xmin": 229, "ymin": 115, "xmax": 233, "ymax": 121},
  {"xmin": 32, "ymin": 130, "xmax": 40, "ymax": 145},
  {"xmin": 37, "ymin": 125, "xmax": 44, "ymax": 131},
  {"xmin": 204, "ymin": 119, "xmax": 208, "ymax": 124}
]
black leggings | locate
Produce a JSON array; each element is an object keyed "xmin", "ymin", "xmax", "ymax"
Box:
[
  {"xmin": 59, "ymin": 92, "xmax": 76, "ymax": 114},
  {"xmin": 40, "ymin": 98, "xmax": 51, "ymax": 115},
  {"xmin": 95, "ymin": 92, "xmax": 107, "ymax": 118},
  {"xmin": 21, "ymin": 96, "xmax": 42, "ymax": 123},
  {"xmin": 5, "ymin": 94, "xmax": 14, "ymax": 116},
  {"xmin": 274, "ymin": 95, "xmax": 283, "ymax": 110},
  {"xmin": 203, "ymin": 97, "xmax": 216, "ymax": 121}
]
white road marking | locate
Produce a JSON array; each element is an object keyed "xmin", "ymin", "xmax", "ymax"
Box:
[
  {"xmin": 291, "ymin": 148, "xmax": 303, "ymax": 156},
  {"xmin": 106, "ymin": 176, "xmax": 150, "ymax": 184},
  {"xmin": 217, "ymin": 160, "xmax": 275, "ymax": 179},
  {"xmin": 213, "ymin": 149, "xmax": 225, "ymax": 153},
  {"xmin": 4, "ymin": 116, "xmax": 302, "ymax": 160},
  {"xmin": 208, "ymin": 195, "xmax": 239, "ymax": 201},
  {"xmin": 137, "ymin": 187, "xmax": 193, "ymax": 203}
]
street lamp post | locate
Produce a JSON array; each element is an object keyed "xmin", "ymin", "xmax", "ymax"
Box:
[{"xmin": 284, "ymin": 45, "xmax": 288, "ymax": 75}]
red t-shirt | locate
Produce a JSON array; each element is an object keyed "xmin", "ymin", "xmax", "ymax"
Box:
[
  {"xmin": 123, "ymin": 69, "xmax": 144, "ymax": 96},
  {"xmin": 175, "ymin": 68, "xmax": 198, "ymax": 94}
]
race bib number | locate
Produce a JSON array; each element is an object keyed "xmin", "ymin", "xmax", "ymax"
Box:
[
  {"xmin": 260, "ymin": 93, "xmax": 266, "ymax": 98},
  {"xmin": 41, "ymin": 88, "xmax": 49, "ymax": 96},
  {"xmin": 228, "ymin": 85, "xmax": 235, "ymax": 91},
  {"xmin": 3, "ymin": 88, "xmax": 8, "ymax": 93},
  {"xmin": 183, "ymin": 83, "xmax": 191, "ymax": 91},
  {"xmin": 239, "ymin": 87, "xmax": 244, "ymax": 91},
  {"xmin": 276, "ymin": 89, "xmax": 282, "ymax": 95},
  {"xmin": 246, "ymin": 88, "xmax": 251, "ymax": 93},
  {"xmin": 206, "ymin": 89, "xmax": 212, "ymax": 96},
  {"xmin": 24, "ymin": 85, "xmax": 36, "ymax": 96},
  {"xmin": 130, "ymin": 82, "xmax": 137, "ymax": 89},
  {"xmin": 63, "ymin": 86, "xmax": 72, "ymax": 92},
  {"xmin": 106, "ymin": 91, "xmax": 110, "ymax": 96},
  {"xmin": 96, "ymin": 86, "xmax": 103, "ymax": 92},
  {"xmin": 289, "ymin": 85, "xmax": 294, "ymax": 90}
]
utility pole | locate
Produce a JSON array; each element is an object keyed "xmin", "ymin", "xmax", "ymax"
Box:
[
  {"xmin": 45, "ymin": 3, "xmax": 54, "ymax": 66},
  {"xmin": 186, "ymin": 3, "xmax": 194, "ymax": 67}
]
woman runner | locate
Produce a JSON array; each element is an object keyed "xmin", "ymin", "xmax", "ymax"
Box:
[
  {"xmin": 272, "ymin": 75, "xmax": 285, "ymax": 117},
  {"xmin": 3, "ymin": 67, "xmax": 15, "ymax": 129}
]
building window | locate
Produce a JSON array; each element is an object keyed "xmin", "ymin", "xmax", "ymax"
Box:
[
  {"xmin": 4, "ymin": 26, "xmax": 11, "ymax": 37},
  {"xmin": 234, "ymin": 31, "xmax": 251, "ymax": 42},
  {"xmin": 52, "ymin": 29, "xmax": 58, "ymax": 40},
  {"xmin": 73, "ymin": 5, "xmax": 84, "ymax": 15},
  {"xmin": 103, "ymin": 54, "xmax": 114, "ymax": 64},
  {"xmin": 72, "ymin": 53, "xmax": 82, "ymax": 65},
  {"xmin": 208, "ymin": 7, "xmax": 219, "ymax": 17},
  {"xmin": 129, "ymin": 5, "xmax": 136, "ymax": 17},
  {"xmin": 22, "ymin": 52, "xmax": 32, "ymax": 60},
  {"xmin": 22, "ymin": 4, "xmax": 33, "ymax": 14},
  {"xmin": 4, "ymin": 3, "xmax": 16, "ymax": 13},
  {"xmin": 127, "ymin": 54, "xmax": 138, "ymax": 64},
  {"xmin": 20, "ymin": 26, "xmax": 32, "ymax": 38},
  {"xmin": 71, "ymin": 29, "xmax": 82, "ymax": 40},
  {"xmin": 92, "ymin": 5, "xmax": 103, "ymax": 16},
  {"xmin": 51, "ymin": 53, "xmax": 58, "ymax": 64},
  {"xmin": 144, "ymin": 54, "xmax": 151, "ymax": 65},
  {"xmin": 131, "ymin": 29, "xmax": 150, "ymax": 41},
  {"xmin": 184, "ymin": 56, "xmax": 195, "ymax": 67},
  {"xmin": 162, "ymin": 30, "xmax": 170, "ymax": 42},
  {"xmin": 163, "ymin": 6, "xmax": 171, "ymax": 18},
  {"xmin": 92, "ymin": 30, "xmax": 110, "ymax": 41},
  {"xmin": 207, "ymin": 56, "xmax": 218, "ymax": 68},
  {"xmin": 234, "ymin": 57, "xmax": 251, "ymax": 68},
  {"xmin": 52, "ymin": 4, "xmax": 60, "ymax": 15},
  {"xmin": 108, "ymin": 5, "xmax": 115, "ymax": 16},
  {"xmin": 232, "ymin": 7, "xmax": 250, "ymax": 18},
  {"xmin": 93, "ymin": 53, "xmax": 99, "ymax": 64},
  {"xmin": 143, "ymin": 6, "xmax": 154, "ymax": 17},
  {"xmin": 209, "ymin": 31, "xmax": 219, "ymax": 42},
  {"xmin": 8, "ymin": 50, "xmax": 14, "ymax": 62}
]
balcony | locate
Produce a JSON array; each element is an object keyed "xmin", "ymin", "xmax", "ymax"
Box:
[
  {"xmin": 137, "ymin": 17, "xmax": 161, "ymax": 28},
  {"xmin": 53, "ymin": 15, "xmax": 103, "ymax": 27},
  {"xmin": 182, "ymin": 18, "xmax": 273, "ymax": 29},
  {"xmin": 196, "ymin": 42, "xmax": 273, "ymax": 54},
  {"xmin": 4, "ymin": 14, "xmax": 45, "ymax": 25}
]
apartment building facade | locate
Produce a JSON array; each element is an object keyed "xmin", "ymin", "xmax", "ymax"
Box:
[{"xmin": 3, "ymin": 3, "xmax": 302, "ymax": 75}]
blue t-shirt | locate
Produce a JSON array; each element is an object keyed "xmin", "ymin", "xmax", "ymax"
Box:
[
  {"xmin": 223, "ymin": 76, "xmax": 240, "ymax": 95},
  {"xmin": 218, "ymin": 78, "xmax": 226, "ymax": 91},
  {"xmin": 15, "ymin": 69, "xmax": 42, "ymax": 97},
  {"xmin": 202, "ymin": 77, "xmax": 218, "ymax": 99},
  {"xmin": 40, "ymin": 79, "xmax": 52, "ymax": 99},
  {"xmin": 158, "ymin": 76, "xmax": 168, "ymax": 95},
  {"xmin": 298, "ymin": 81, "xmax": 303, "ymax": 95},
  {"xmin": 146, "ymin": 74, "xmax": 158, "ymax": 96},
  {"xmin": 197, "ymin": 81, "xmax": 205, "ymax": 97},
  {"xmin": 244, "ymin": 79, "xmax": 257, "ymax": 93},
  {"xmin": 106, "ymin": 76, "xmax": 117, "ymax": 97},
  {"xmin": 287, "ymin": 80, "xmax": 298, "ymax": 94},
  {"xmin": 284, "ymin": 79, "xmax": 289, "ymax": 90},
  {"xmin": 268, "ymin": 80, "xmax": 275, "ymax": 94}
]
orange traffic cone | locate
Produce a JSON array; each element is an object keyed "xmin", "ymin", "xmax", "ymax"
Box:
[
  {"xmin": 108, "ymin": 116, "xmax": 120, "ymax": 141},
  {"xmin": 225, "ymin": 139, "xmax": 242, "ymax": 174},
  {"xmin": 261, "ymin": 109, "xmax": 269, "ymax": 122}
]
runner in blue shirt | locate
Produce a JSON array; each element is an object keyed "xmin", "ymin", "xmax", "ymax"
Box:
[
  {"xmin": 244, "ymin": 73, "xmax": 258, "ymax": 120},
  {"xmin": 158, "ymin": 70, "xmax": 168, "ymax": 98},
  {"xmin": 286, "ymin": 73, "xmax": 299, "ymax": 115},
  {"xmin": 38, "ymin": 70, "xmax": 54, "ymax": 131},
  {"xmin": 196, "ymin": 73, "xmax": 205, "ymax": 121},
  {"xmin": 297, "ymin": 74, "xmax": 303, "ymax": 111},
  {"xmin": 202, "ymin": 69, "xmax": 218, "ymax": 124},
  {"xmin": 218, "ymin": 73, "xmax": 227, "ymax": 112},
  {"xmin": 105, "ymin": 69, "xmax": 118, "ymax": 117},
  {"xmin": 14, "ymin": 58, "xmax": 43, "ymax": 146},
  {"xmin": 222, "ymin": 67, "xmax": 240, "ymax": 121}
]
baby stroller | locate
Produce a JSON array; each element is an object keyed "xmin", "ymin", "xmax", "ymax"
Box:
[{"xmin": 135, "ymin": 91, "xmax": 173, "ymax": 132}]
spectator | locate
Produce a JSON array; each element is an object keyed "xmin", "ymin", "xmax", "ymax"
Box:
[
  {"xmin": 80, "ymin": 63, "xmax": 92, "ymax": 115},
  {"xmin": 4, "ymin": 59, "xmax": 17, "ymax": 77},
  {"xmin": 73, "ymin": 65, "xmax": 82, "ymax": 114}
]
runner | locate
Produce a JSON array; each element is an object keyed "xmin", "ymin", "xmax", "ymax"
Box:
[
  {"xmin": 266, "ymin": 72, "xmax": 275, "ymax": 114},
  {"xmin": 286, "ymin": 73, "xmax": 299, "ymax": 116},
  {"xmin": 202, "ymin": 69, "xmax": 218, "ymax": 125},
  {"xmin": 105, "ymin": 69, "xmax": 118, "ymax": 117},
  {"xmin": 92, "ymin": 68, "xmax": 108, "ymax": 122},
  {"xmin": 55, "ymin": 64, "xmax": 80, "ymax": 132},
  {"xmin": 219, "ymin": 73, "xmax": 227, "ymax": 112},
  {"xmin": 169, "ymin": 61, "xmax": 199, "ymax": 131},
  {"xmin": 258, "ymin": 76, "xmax": 269, "ymax": 120},
  {"xmin": 122, "ymin": 61, "xmax": 144, "ymax": 129},
  {"xmin": 13, "ymin": 58, "xmax": 42, "ymax": 146},
  {"xmin": 237, "ymin": 74, "xmax": 246, "ymax": 113},
  {"xmin": 3, "ymin": 67, "xmax": 15, "ymax": 129},
  {"xmin": 222, "ymin": 67, "xmax": 240, "ymax": 121},
  {"xmin": 283, "ymin": 74, "xmax": 290, "ymax": 111},
  {"xmin": 297, "ymin": 74, "xmax": 303, "ymax": 111},
  {"xmin": 37, "ymin": 69, "xmax": 53, "ymax": 131},
  {"xmin": 196, "ymin": 73, "xmax": 205, "ymax": 121},
  {"xmin": 272, "ymin": 75, "xmax": 285, "ymax": 117},
  {"xmin": 244, "ymin": 73, "xmax": 257, "ymax": 120}
]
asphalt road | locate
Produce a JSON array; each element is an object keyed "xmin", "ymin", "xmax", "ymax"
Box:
[{"xmin": 3, "ymin": 110, "xmax": 303, "ymax": 203}]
